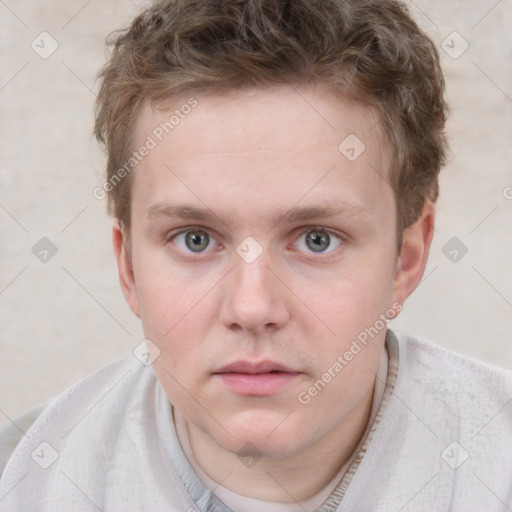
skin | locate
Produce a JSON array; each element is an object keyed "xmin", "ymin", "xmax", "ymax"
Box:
[{"xmin": 112, "ymin": 84, "xmax": 435, "ymax": 502}]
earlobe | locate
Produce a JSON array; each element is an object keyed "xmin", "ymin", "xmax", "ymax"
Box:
[
  {"xmin": 391, "ymin": 201, "xmax": 436, "ymax": 308},
  {"xmin": 112, "ymin": 219, "xmax": 141, "ymax": 318}
]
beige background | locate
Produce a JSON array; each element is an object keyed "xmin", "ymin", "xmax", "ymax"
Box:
[{"xmin": 0, "ymin": 0, "xmax": 511, "ymax": 431}]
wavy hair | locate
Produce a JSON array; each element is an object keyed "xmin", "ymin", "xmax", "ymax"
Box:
[{"xmin": 94, "ymin": 0, "xmax": 448, "ymax": 243}]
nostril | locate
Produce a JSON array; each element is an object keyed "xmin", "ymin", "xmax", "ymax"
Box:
[{"xmin": 230, "ymin": 323, "xmax": 244, "ymax": 333}]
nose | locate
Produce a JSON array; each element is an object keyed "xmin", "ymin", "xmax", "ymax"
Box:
[{"xmin": 219, "ymin": 252, "xmax": 290, "ymax": 334}]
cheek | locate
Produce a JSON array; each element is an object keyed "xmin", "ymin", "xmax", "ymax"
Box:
[
  {"xmin": 144, "ymin": 304, "xmax": 213, "ymax": 416},
  {"xmin": 294, "ymin": 275, "xmax": 388, "ymax": 424},
  {"xmin": 139, "ymin": 286, "xmax": 215, "ymax": 358},
  {"xmin": 134, "ymin": 278, "xmax": 219, "ymax": 397},
  {"xmin": 294, "ymin": 258, "xmax": 394, "ymax": 393},
  {"xmin": 133, "ymin": 250, "xmax": 217, "ymax": 337},
  {"xmin": 304, "ymin": 266, "xmax": 393, "ymax": 337},
  {"xmin": 151, "ymin": 355, "xmax": 212, "ymax": 433}
]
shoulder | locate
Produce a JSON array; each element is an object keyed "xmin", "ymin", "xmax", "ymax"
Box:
[
  {"xmin": 0, "ymin": 403, "xmax": 48, "ymax": 476},
  {"xmin": 393, "ymin": 332, "xmax": 512, "ymax": 487},
  {"xmin": 0, "ymin": 356, "xmax": 148, "ymax": 477},
  {"xmin": 396, "ymin": 331, "xmax": 512, "ymax": 398},
  {"xmin": 344, "ymin": 331, "xmax": 512, "ymax": 509}
]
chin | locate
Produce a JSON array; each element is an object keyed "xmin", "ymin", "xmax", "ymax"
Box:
[{"xmin": 212, "ymin": 409, "xmax": 308, "ymax": 458}]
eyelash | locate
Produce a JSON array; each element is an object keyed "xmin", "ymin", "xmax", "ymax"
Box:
[
  {"xmin": 292, "ymin": 226, "xmax": 345, "ymax": 258},
  {"xmin": 164, "ymin": 225, "xmax": 346, "ymax": 257},
  {"xmin": 163, "ymin": 225, "xmax": 218, "ymax": 251}
]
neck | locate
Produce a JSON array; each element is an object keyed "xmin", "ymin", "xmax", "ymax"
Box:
[{"xmin": 182, "ymin": 384, "xmax": 375, "ymax": 503}]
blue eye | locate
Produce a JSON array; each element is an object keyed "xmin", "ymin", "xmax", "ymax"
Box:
[
  {"xmin": 295, "ymin": 229, "xmax": 342, "ymax": 254},
  {"xmin": 173, "ymin": 230, "xmax": 216, "ymax": 253}
]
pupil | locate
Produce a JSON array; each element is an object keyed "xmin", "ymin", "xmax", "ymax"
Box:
[
  {"xmin": 185, "ymin": 231, "xmax": 209, "ymax": 252},
  {"xmin": 306, "ymin": 231, "xmax": 330, "ymax": 252}
]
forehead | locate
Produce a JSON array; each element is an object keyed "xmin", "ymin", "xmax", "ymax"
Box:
[
  {"xmin": 136, "ymin": 84, "xmax": 384, "ymax": 157},
  {"xmin": 130, "ymin": 84, "xmax": 393, "ymax": 228}
]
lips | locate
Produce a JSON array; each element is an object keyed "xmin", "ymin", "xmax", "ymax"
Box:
[
  {"xmin": 215, "ymin": 360, "xmax": 297, "ymax": 375},
  {"xmin": 214, "ymin": 360, "xmax": 300, "ymax": 396}
]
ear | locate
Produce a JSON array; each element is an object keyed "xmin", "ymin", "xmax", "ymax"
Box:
[
  {"xmin": 112, "ymin": 219, "xmax": 141, "ymax": 318},
  {"xmin": 391, "ymin": 201, "xmax": 435, "ymax": 310}
]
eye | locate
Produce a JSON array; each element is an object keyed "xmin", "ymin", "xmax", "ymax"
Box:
[
  {"xmin": 294, "ymin": 229, "xmax": 343, "ymax": 254},
  {"xmin": 172, "ymin": 229, "xmax": 217, "ymax": 254}
]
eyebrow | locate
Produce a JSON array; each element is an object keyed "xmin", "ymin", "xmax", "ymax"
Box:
[{"xmin": 145, "ymin": 202, "xmax": 371, "ymax": 228}]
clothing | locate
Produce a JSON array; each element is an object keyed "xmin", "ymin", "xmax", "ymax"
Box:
[
  {"xmin": 1, "ymin": 331, "xmax": 511, "ymax": 511},
  {"xmin": 172, "ymin": 347, "xmax": 388, "ymax": 512}
]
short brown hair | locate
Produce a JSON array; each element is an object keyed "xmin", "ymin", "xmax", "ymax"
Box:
[{"xmin": 94, "ymin": 0, "xmax": 448, "ymax": 242}]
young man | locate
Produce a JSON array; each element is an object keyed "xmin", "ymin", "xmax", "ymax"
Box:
[{"xmin": 1, "ymin": 0, "xmax": 511, "ymax": 510}]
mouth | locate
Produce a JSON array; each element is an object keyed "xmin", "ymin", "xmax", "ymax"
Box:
[{"xmin": 213, "ymin": 360, "xmax": 300, "ymax": 396}]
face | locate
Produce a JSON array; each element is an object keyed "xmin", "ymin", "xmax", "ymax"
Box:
[{"xmin": 114, "ymin": 84, "xmax": 432, "ymax": 459}]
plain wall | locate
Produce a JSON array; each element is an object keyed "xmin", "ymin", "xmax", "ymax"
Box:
[{"xmin": 1, "ymin": 0, "xmax": 511, "ymax": 431}]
